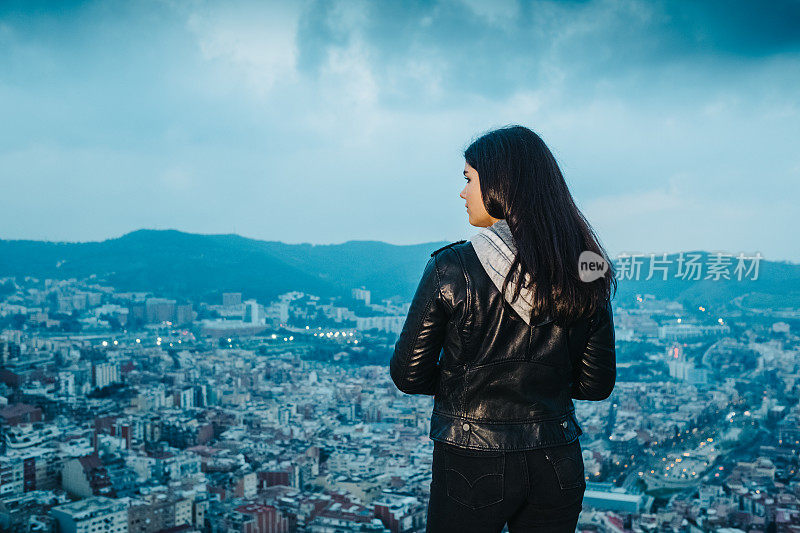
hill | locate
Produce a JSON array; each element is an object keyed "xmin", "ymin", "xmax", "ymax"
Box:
[{"xmin": 0, "ymin": 231, "xmax": 797, "ymax": 310}]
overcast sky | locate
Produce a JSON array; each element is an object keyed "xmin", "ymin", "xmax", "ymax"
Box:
[{"xmin": 1, "ymin": 0, "xmax": 798, "ymax": 262}]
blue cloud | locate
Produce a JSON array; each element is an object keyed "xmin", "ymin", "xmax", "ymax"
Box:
[{"xmin": 0, "ymin": 0, "xmax": 798, "ymax": 263}]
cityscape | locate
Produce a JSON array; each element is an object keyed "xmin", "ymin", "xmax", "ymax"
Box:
[
  {"xmin": 0, "ymin": 244, "xmax": 798, "ymax": 532},
  {"xmin": 1, "ymin": 1, "xmax": 798, "ymax": 531}
]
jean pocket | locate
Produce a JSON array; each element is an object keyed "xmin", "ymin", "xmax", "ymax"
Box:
[
  {"xmin": 543, "ymin": 439, "xmax": 585, "ymax": 490},
  {"xmin": 443, "ymin": 444, "xmax": 505, "ymax": 510}
]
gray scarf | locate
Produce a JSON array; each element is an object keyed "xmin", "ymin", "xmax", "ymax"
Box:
[{"xmin": 469, "ymin": 219, "xmax": 551, "ymax": 326}]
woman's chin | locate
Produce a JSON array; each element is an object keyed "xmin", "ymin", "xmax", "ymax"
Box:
[{"xmin": 467, "ymin": 215, "xmax": 488, "ymax": 228}]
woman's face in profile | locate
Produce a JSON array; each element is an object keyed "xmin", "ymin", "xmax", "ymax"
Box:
[{"xmin": 461, "ymin": 162, "xmax": 499, "ymax": 227}]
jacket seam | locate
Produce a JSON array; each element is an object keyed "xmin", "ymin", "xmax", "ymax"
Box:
[
  {"xmin": 436, "ymin": 248, "xmax": 466, "ymax": 389},
  {"xmin": 398, "ymin": 258, "xmax": 438, "ymax": 390},
  {"xmin": 431, "ymin": 408, "xmax": 574, "ymax": 424},
  {"xmin": 432, "ymin": 253, "xmax": 452, "ymax": 314},
  {"xmin": 449, "ymin": 245, "xmax": 472, "ymax": 417},
  {"xmin": 442, "ymin": 246, "xmax": 470, "ymax": 333},
  {"xmin": 438, "ymin": 246, "xmax": 471, "ymax": 417},
  {"xmin": 468, "ymin": 358, "xmax": 567, "ymax": 371},
  {"xmin": 431, "ymin": 437, "xmax": 578, "ymax": 452}
]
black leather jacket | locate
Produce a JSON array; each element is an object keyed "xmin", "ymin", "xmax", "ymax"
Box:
[{"xmin": 390, "ymin": 240, "xmax": 616, "ymax": 451}]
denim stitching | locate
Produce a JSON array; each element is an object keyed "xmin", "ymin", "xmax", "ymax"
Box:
[{"xmin": 444, "ymin": 450, "xmax": 505, "ymax": 509}]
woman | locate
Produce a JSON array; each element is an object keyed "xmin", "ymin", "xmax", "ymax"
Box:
[{"xmin": 389, "ymin": 125, "xmax": 617, "ymax": 532}]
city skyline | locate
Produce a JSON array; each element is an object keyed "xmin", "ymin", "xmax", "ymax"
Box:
[{"xmin": 0, "ymin": 260, "xmax": 796, "ymax": 530}]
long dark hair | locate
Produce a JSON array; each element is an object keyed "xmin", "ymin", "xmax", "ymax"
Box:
[{"xmin": 464, "ymin": 124, "xmax": 617, "ymax": 326}]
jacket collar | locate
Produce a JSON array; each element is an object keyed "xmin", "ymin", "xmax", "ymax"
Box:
[{"xmin": 468, "ymin": 219, "xmax": 552, "ymax": 327}]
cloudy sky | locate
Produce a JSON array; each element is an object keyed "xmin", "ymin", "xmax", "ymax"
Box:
[{"xmin": 1, "ymin": 0, "xmax": 798, "ymax": 262}]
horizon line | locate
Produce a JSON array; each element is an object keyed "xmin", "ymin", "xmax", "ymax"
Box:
[{"xmin": 0, "ymin": 228, "xmax": 796, "ymax": 265}]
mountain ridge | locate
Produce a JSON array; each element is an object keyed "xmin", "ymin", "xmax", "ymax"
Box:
[{"xmin": 1, "ymin": 229, "xmax": 797, "ymax": 311}]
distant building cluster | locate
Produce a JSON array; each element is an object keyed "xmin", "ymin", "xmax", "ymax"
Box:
[{"xmin": 0, "ymin": 276, "xmax": 798, "ymax": 531}]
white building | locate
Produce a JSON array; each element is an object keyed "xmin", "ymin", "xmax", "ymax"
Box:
[
  {"xmin": 356, "ymin": 316, "xmax": 405, "ymax": 335},
  {"xmin": 50, "ymin": 496, "xmax": 128, "ymax": 533},
  {"xmin": 352, "ymin": 287, "xmax": 371, "ymax": 305},
  {"xmin": 244, "ymin": 299, "xmax": 264, "ymax": 325},
  {"xmin": 92, "ymin": 362, "xmax": 120, "ymax": 389},
  {"xmin": 658, "ymin": 323, "xmax": 730, "ymax": 341},
  {"xmin": 58, "ymin": 371, "xmax": 76, "ymax": 396}
]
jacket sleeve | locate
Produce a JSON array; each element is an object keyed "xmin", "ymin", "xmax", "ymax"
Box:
[
  {"xmin": 571, "ymin": 299, "xmax": 616, "ymax": 401},
  {"xmin": 390, "ymin": 254, "xmax": 450, "ymax": 395}
]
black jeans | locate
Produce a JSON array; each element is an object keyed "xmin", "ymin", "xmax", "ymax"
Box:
[{"xmin": 426, "ymin": 438, "xmax": 586, "ymax": 532}]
